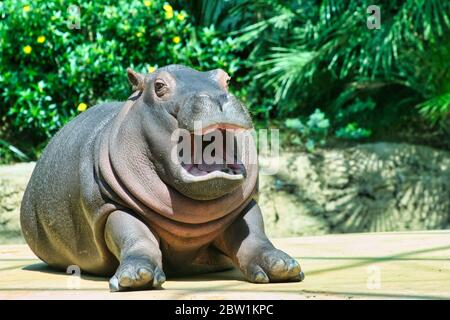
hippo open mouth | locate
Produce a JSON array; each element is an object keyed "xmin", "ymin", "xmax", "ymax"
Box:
[{"xmin": 180, "ymin": 124, "xmax": 247, "ymax": 182}]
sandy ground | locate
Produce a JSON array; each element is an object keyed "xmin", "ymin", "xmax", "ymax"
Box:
[{"xmin": 1, "ymin": 230, "xmax": 449, "ymax": 300}]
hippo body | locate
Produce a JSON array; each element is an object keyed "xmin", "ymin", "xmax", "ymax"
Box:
[{"xmin": 21, "ymin": 65, "xmax": 303, "ymax": 291}]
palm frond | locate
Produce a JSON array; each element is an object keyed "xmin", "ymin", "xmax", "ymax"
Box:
[
  {"xmin": 256, "ymin": 47, "xmax": 316, "ymax": 103},
  {"xmin": 418, "ymin": 92, "xmax": 450, "ymax": 124}
]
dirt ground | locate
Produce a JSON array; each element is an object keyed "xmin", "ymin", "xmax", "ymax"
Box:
[{"xmin": 1, "ymin": 143, "xmax": 449, "ymax": 244}]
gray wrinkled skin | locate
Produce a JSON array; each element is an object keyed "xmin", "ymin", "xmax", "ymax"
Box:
[{"xmin": 20, "ymin": 65, "xmax": 303, "ymax": 291}]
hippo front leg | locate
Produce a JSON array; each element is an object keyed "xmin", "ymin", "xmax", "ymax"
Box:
[
  {"xmin": 105, "ymin": 211, "xmax": 166, "ymax": 292},
  {"xmin": 214, "ymin": 200, "xmax": 304, "ymax": 283}
]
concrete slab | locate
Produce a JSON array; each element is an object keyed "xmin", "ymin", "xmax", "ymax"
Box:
[{"xmin": 0, "ymin": 230, "xmax": 449, "ymax": 299}]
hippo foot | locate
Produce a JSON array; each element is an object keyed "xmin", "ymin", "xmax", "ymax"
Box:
[
  {"xmin": 109, "ymin": 256, "xmax": 166, "ymax": 292},
  {"xmin": 243, "ymin": 248, "xmax": 304, "ymax": 283}
]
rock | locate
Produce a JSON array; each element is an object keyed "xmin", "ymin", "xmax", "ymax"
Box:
[
  {"xmin": 259, "ymin": 143, "xmax": 450, "ymax": 235},
  {"xmin": 0, "ymin": 162, "xmax": 35, "ymax": 244}
]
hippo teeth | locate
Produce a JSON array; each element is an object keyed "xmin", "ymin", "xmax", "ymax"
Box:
[
  {"xmin": 180, "ymin": 128, "xmax": 245, "ymax": 177},
  {"xmin": 182, "ymin": 162, "xmax": 244, "ymax": 177}
]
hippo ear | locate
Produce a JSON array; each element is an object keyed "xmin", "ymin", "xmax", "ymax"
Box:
[
  {"xmin": 127, "ymin": 68, "xmax": 145, "ymax": 92},
  {"xmin": 209, "ymin": 69, "xmax": 231, "ymax": 91}
]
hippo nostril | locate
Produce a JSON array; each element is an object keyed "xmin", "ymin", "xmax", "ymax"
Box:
[
  {"xmin": 218, "ymin": 93, "xmax": 228, "ymax": 103},
  {"xmin": 217, "ymin": 94, "xmax": 229, "ymax": 112},
  {"xmin": 193, "ymin": 103, "xmax": 203, "ymax": 114}
]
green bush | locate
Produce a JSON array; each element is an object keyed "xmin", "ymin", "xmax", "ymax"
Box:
[
  {"xmin": 284, "ymin": 108, "xmax": 330, "ymax": 152},
  {"xmin": 0, "ymin": 0, "xmax": 242, "ymax": 162},
  {"xmin": 335, "ymin": 123, "xmax": 372, "ymax": 140}
]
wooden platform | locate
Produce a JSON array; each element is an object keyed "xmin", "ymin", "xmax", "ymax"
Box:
[{"xmin": 1, "ymin": 231, "xmax": 449, "ymax": 300}]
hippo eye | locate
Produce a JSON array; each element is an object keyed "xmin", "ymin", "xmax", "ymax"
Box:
[{"xmin": 154, "ymin": 79, "xmax": 168, "ymax": 97}]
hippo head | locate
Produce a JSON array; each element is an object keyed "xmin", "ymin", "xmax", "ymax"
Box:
[{"xmin": 126, "ymin": 65, "xmax": 255, "ymax": 201}]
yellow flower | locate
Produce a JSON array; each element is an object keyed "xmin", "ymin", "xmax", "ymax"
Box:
[
  {"xmin": 176, "ymin": 13, "xmax": 185, "ymax": 21},
  {"xmin": 163, "ymin": 3, "xmax": 173, "ymax": 19},
  {"xmin": 163, "ymin": 4, "xmax": 173, "ymax": 12},
  {"xmin": 37, "ymin": 36, "xmax": 46, "ymax": 44},
  {"xmin": 144, "ymin": 0, "xmax": 152, "ymax": 7},
  {"xmin": 23, "ymin": 5, "xmax": 31, "ymax": 12},
  {"xmin": 136, "ymin": 32, "xmax": 143, "ymax": 37},
  {"xmin": 147, "ymin": 66, "xmax": 156, "ymax": 73},
  {"xmin": 77, "ymin": 103, "xmax": 88, "ymax": 112},
  {"xmin": 23, "ymin": 45, "xmax": 32, "ymax": 54},
  {"xmin": 172, "ymin": 36, "xmax": 180, "ymax": 44}
]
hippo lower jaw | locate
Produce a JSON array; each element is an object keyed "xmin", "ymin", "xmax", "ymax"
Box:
[
  {"xmin": 180, "ymin": 164, "xmax": 245, "ymax": 183},
  {"xmin": 180, "ymin": 154, "xmax": 246, "ymax": 182},
  {"xmin": 176, "ymin": 148, "xmax": 246, "ymax": 200}
]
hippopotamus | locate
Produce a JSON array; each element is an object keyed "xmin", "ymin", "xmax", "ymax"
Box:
[{"xmin": 20, "ymin": 65, "xmax": 304, "ymax": 291}]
